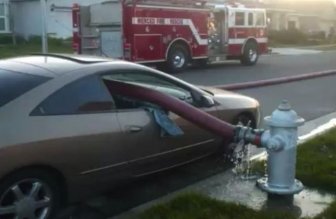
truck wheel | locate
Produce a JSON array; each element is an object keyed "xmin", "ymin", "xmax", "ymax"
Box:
[
  {"xmin": 0, "ymin": 169, "xmax": 62, "ymax": 219},
  {"xmin": 166, "ymin": 44, "xmax": 189, "ymax": 73},
  {"xmin": 240, "ymin": 41, "xmax": 259, "ymax": 66}
]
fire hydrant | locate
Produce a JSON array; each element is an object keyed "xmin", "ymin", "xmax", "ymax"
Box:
[{"xmin": 257, "ymin": 100, "xmax": 305, "ymax": 195}]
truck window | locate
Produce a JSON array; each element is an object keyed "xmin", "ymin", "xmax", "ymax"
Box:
[
  {"xmin": 248, "ymin": 13, "xmax": 254, "ymax": 26},
  {"xmin": 256, "ymin": 12, "xmax": 265, "ymax": 26},
  {"xmin": 235, "ymin": 12, "xmax": 245, "ymax": 26}
]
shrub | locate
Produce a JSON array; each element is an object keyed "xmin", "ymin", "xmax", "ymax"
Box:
[
  {"xmin": 269, "ymin": 29, "xmax": 308, "ymax": 44},
  {"xmin": 0, "ymin": 35, "xmax": 25, "ymax": 45},
  {"xmin": 26, "ymin": 35, "xmax": 67, "ymax": 47}
]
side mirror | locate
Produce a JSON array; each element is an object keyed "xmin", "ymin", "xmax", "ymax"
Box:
[{"xmin": 201, "ymin": 95, "xmax": 215, "ymax": 108}]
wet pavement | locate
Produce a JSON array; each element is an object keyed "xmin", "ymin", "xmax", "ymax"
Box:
[
  {"xmin": 115, "ymin": 170, "xmax": 335, "ymax": 219},
  {"xmin": 194, "ymin": 171, "xmax": 334, "ymax": 218}
]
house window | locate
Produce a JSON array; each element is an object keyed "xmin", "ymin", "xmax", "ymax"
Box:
[{"xmin": 0, "ymin": 2, "xmax": 9, "ymax": 33}]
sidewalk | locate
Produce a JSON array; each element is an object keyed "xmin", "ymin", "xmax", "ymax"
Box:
[
  {"xmin": 271, "ymin": 48, "xmax": 323, "ymax": 55},
  {"xmin": 295, "ymin": 43, "xmax": 336, "ymax": 50},
  {"xmin": 112, "ymin": 111, "xmax": 336, "ymax": 219},
  {"xmin": 270, "ymin": 44, "xmax": 336, "ymax": 55}
]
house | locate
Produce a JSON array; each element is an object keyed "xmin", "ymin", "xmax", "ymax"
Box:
[
  {"xmin": 264, "ymin": 0, "xmax": 336, "ymax": 37},
  {"xmin": 0, "ymin": 0, "xmax": 106, "ymax": 39},
  {"xmin": 266, "ymin": 8, "xmax": 298, "ymax": 30},
  {"xmin": 2, "ymin": 0, "xmax": 336, "ymax": 40}
]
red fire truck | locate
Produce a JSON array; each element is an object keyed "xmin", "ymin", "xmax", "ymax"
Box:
[{"xmin": 72, "ymin": 0, "xmax": 268, "ymax": 73}]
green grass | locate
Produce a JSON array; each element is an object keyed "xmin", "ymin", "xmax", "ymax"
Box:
[
  {"xmin": 296, "ymin": 128, "xmax": 336, "ymax": 193},
  {"xmin": 138, "ymin": 128, "xmax": 336, "ymax": 219},
  {"xmin": 139, "ymin": 192, "xmax": 296, "ymax": 219},
  {"xmin": 0, "ymin": 40, "xmax": 72, "ymax": 59},
  {"xmin": 314, "ymin": 200, "xmax": 336, "ymax": 219}
]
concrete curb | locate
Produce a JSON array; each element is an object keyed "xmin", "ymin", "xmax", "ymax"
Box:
[
  {"xmin": 111, "ymin": 111, "xmax": 336, "ymax": 219},
  {"xmin": 216, "ymin": 69, "xmax": 336, "ymax": 91}
]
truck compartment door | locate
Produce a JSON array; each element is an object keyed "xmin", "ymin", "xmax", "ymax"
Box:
[
  {"xmin": 101, "ymin": 30, "xmax": 123, "ymax": 58},
  {"xmin": 134, "ymin": 35, "xmax": 163, "ymax": 61}
]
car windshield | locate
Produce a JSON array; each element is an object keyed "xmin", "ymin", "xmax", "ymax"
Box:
[{"xmin": 0, "ymin": 69, "xmax": 50, "ymax": 107}]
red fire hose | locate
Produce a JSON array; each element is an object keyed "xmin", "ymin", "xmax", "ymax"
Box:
[{"xmin": 103, "ymin": 79, "xmax": 236, "ymax": 141}]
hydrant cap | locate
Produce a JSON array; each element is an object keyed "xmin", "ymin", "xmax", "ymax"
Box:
[
  {"xmin": 265, "ymin": 100, "xmax": 305, "ymax": 127},
  {"xmin": 278, "ymin": 100, "xmax": 291, "ymax": 111}
]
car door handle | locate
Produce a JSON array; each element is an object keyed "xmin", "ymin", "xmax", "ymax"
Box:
[{"xmin": 126, "ymin": 126, "xmax": 143, "ymax": 133}]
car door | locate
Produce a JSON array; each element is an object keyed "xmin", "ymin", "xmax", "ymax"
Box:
[
  {"xmin": 102, "ymin": 69, "xmax": 221, "ymax": 176},
  {"xmin": 30, "ymin": 74, "xmax": 140, "ymax": 188}
]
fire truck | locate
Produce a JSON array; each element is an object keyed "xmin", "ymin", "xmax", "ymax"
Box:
[{"xmin": 72, "ymin": 0, "xmax": 268, "ymax": 73}]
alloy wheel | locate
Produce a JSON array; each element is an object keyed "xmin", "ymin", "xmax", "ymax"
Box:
[{"xmin": 0, "ymin": 179, "xmax": 52, "ymax": 219}]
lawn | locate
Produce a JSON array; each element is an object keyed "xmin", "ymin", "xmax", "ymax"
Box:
[
  {"xmin": 138, "ymin": 128, "xmax": 336, "ymax": 219},
  {"xmin": 139, "ymin": 192, "xmax": 296, "ymax": 219},
  {"xmin": 0, "ymin": 39, "xmax": 72, "ymax": 59}
]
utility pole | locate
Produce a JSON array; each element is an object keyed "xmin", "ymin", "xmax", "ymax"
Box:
[{"xmin": 40, "ymin": 0, "xmax": 48, "ymax": 53}]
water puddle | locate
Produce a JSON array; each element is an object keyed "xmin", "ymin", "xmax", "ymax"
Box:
[
  {"xmin": 201, "ymin": 127, "xmax": 335, "ymax": 218},
  {"xmin": 194, "ymin": 170, "xmax": 335, "ymax": 218}
]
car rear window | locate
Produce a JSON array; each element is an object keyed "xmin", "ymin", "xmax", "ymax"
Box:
[{"xmin": 0, "ymin": 69, "xmax": 51, "ymax": 107}]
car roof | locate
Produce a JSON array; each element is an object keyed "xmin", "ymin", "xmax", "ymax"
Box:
[{"xmin": 0, "ymin": 54, "xmax": 115, "ymax": 78}]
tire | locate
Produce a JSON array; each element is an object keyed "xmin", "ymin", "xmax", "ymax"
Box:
[
  {"xmin": 0, "ymin": 169, "xmax": 62, "ymax": 219},
  {"xmin": 166, "ymin": 44, "xmax": 189, "ymax": 73},
  {"xmin": 240, "ymin": 41, "xmax": 259, "ymax": 66}
]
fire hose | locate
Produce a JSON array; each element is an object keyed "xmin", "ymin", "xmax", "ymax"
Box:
[{"xmin": 103, "ymin": 79, "xmax": 262, "ymax": 146}]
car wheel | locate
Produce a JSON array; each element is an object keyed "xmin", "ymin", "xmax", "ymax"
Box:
[
  {"xmin": 166, "ymin": 44, "xmax": 189, "ymax": 73},
  {"xmin": 240, "ymin": 41, "xmax": 259, "ymax": 66},
  {"xmin": 0, "ymin": 169, "xmax": 62, "ymax": 219}
]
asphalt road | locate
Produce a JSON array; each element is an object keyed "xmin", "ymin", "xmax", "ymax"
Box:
[
  {"xmin": 59, "ymin": 50, "xmax": 336, "ymax": 218},
  {"xmin": 179, "ymin": 50, "xmax": 336, "ymax": 86}
]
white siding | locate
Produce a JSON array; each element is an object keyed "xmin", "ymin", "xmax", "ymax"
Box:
[{"xmin": 12, "ymin": 0, "xmax": 107, "ymax": 39}]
